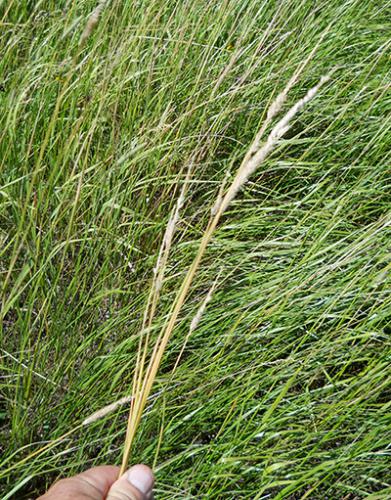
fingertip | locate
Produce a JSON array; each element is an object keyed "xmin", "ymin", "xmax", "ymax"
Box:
[
  {"xmin": 126, "ymin": 464, "xmax": 154, "ymax": 495},
  {"xmin": 106, "ymin": 464, "xmax": 154, "ymax": 500}
]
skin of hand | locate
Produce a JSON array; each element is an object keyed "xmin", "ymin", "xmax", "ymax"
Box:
[{"xmin": 38, "ymin": 464, "xmax": 154, "ymax": 500}]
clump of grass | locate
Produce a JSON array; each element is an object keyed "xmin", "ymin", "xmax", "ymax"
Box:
[{"xmin": 0, "ymin": 0, "xmax": 390, "ymax": 498}]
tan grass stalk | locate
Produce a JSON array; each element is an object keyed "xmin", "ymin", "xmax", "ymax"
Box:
[
  {"xmin": 127, "ymin": 168, "xmax": 192, "ymax": 456},
  {"xmin": 152, "ymin": 177, "xmax": 188, "ymax": 303},
  {"xmin": 141, "ymin": 166, "xmax": 191, "ymax": 337},
  {"xmin": 119, "ymin": 73, "xmax": 330, "ymax": 475},
  {"xmin": 79, "ymin": 0, "xmax": 108, "ymax": 46},
  {"xmin": 211, "ymin": 170, "xmax": 231, "ymax": 216}
]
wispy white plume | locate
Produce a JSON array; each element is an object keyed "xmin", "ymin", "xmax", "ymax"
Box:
[
  {"xmin": 79, "ymin": 0, "xmax": 109, "ymax": 45},
  {"xmin": 83, "ymin": 395, "xmax": 132, "ymax": 426},
  {"xmin": 220, "ymin": 74, "xmax": 331, "ymax": 213},
  {"xmin": 172, "ymin": 277, "xmax": 218, "ymax": 373}
]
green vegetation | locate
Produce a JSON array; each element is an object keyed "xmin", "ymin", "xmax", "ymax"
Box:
[{"xmin": 1, "ymin": 0, "xmax": 390, "ymax": 498}]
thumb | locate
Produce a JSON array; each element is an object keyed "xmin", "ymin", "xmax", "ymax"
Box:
[{"xmin": 106, "ymin": 464, "xmax": 154, "ymax": 500}]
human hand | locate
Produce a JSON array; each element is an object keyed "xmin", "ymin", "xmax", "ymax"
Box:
[{"xmin": 38, "ymin": 464, "xmax": 154, "ymax": 500}]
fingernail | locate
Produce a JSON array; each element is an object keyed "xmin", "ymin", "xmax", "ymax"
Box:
[{"xmin": 127, "ymin": 465, "xmax": 154, "ymax": 495}]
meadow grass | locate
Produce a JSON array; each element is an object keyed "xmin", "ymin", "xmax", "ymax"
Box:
[{"xmin": 0, "ymin": 0, "xmax": 390, "ymax": 498}]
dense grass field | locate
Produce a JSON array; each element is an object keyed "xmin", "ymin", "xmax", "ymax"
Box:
[{"xmin": 1, "ymin": 1, "xmax": 390, "ymax": 498}]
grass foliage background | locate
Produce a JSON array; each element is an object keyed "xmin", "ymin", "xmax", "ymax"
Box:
[{"xmin": 0, "ymin": 0, "xmax": 390, "ymax": 498}]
